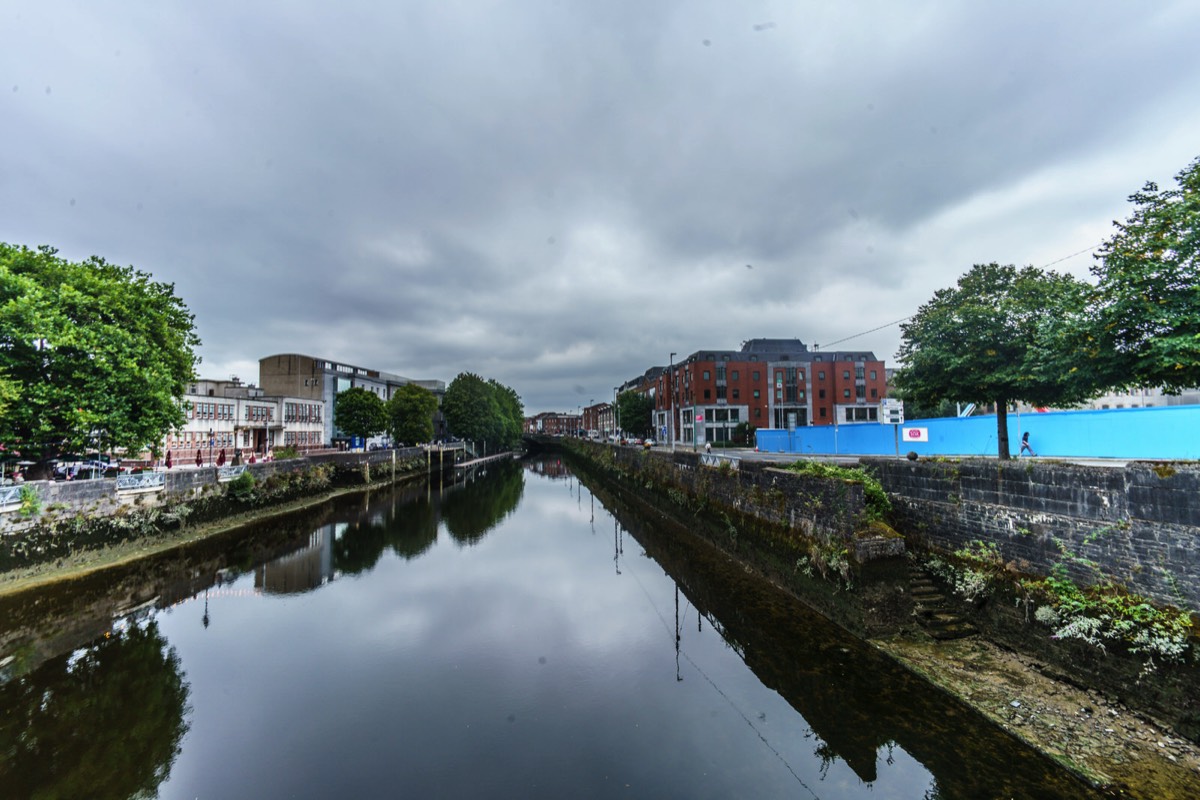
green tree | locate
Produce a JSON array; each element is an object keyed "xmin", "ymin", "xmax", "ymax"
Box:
[
  {"xmin": 892, "ymin": 263, "xmax": 1095, "ymax": 459},
  {"xmin": 0, "ymin": 621, "xmax": 190, "ymax": 800},
  {"xmin": 441, "ymin": 372, "xmax": 524, "ymax": 452},
  {"xmin": 386, "ymin": 383, "xmax": 438, "ymax": 445},
  {"xmin": 616, "ymin": 390, "xmax": 654, "ymax": 438},
  {"xmin": 0, "ymin": 244, "xmax": 200, "ymax": 475},
  {"xmin": 1091, "ymin": 156, "xmax": 1200, "ymax": 392},
  {"xmin": 334, "ymin": 386, "xmax": 387, "ymax": 442},
  {"xmin": 488, "ymin": 378, "xmax": 524, "ymax": 449}
]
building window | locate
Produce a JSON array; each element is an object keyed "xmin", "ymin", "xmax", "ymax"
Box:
[
  {"xmin": 704, "ymin": 389, "xmax": 711, "ymax": 400},
  {"xmin": 843, "ymin": 389, "xmax": 851, "ymax": 398},
  {"xmin": 732, "ymin": 388, "xmax": 740, "ymax": 399},
  {"xmin": 752, "ymin": 371, "xmax": 760, "ymax": 381},
  {"xmin": 819, "ymin": 389, "xmax": 826, "ymax": 399},
  {"xmin": 730, "ymin": 409, "xmax": 740, "ymax": 422},
  {"xmin": 755, "ymin": 408, "xmax": 761, "ymax": 418},
  {"xmin": 855, "ymin": 367, "xmax": 865, "ymax": 379},
  {"xmin": 820, "ymin": 407, "xmax": 827, "ymax": 418},
  {"xmin": 870, "ymin": 370, "xmax": 877, "ymax": 381},
  {"xmin": 856, "ymin": 385, "xmax": 865, "ymax": 399},
  {"xmin": 731, "ymin": 370, "xmax": 739, "ymax": 381},
  {"xmin": 798, "ymin": 370, "xmax": 805, "ymax": 381},
  {"xmin": 818, "ymin": 371, "xmax": 825, "ymax": 380},
  {"xmin": 871, "ymin": 388, "xmax": 878, "ymax": 399},
  {"xmin": 703, "ymin": 370, "xmax": 711, "ymax": 380},
  {"xmin": 843, "ymin": 370, "xmax": 851, "ymax": 380},
  {"xmin": 716, "ymin": 385, "xmax": 727, "ymax": 399},
  {"xmin": 753, "ymin": 389, "xmax": 760, "ymax": 399},
  {"xmin": 716, "ymin": 366, "xmax": 726, "ymax": 380}
]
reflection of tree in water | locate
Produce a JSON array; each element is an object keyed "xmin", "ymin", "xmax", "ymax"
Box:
[
  {"xmin": 442, "ymin": 461, "xmax": 525, "ymax": 545},
  {"xmin": 0, "ymin": 619, "xmax": 190, "ymax": 799},
  {"xmin": 332, "ymin": 493, "xmax": 440, "ymax": 576}
]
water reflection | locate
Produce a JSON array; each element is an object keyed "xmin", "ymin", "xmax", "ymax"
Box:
[
  {"xmin": 0, "ymin": 620, "xmax": 189, "ymax": 800},
  {"xmin": 0, "ymin": 457, "xmax": 1097, "ymax": 799},
  {"xmin": 580, "ymin": 462, "xmax": 1094, "ymax": 799}
]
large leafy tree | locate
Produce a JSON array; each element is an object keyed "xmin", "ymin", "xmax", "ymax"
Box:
[
  {"xmin": 1091, "ymin": 156, "xmax": 1200, "ymax": 392},
  {"xmin": 441, "ymin": 372, "xmax": 524, "ymax": 451},
  {"xmin": 616, "ymin": 390, "xmax": 654, "ymax": 438},
  {"xmin": 334, "ymin": 386, "xmax": 387, "ymax": 441},
  {"xmin": 0, "ymin": 244, "xmax": 200, "ymax": 475},
  {"xmin": 892, "ymin": 263, "xmax": 1096, "ymax": 459},
  {"xmin": 386, "ymin": 383, "xmax": 438, "ymax": 445}
]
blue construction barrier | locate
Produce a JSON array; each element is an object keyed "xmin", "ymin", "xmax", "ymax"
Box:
[{"xmin": 755, "ymin": 405, "xmax": 1200, "ymax": 460}]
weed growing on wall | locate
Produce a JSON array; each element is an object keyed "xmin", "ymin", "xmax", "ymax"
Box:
[
  {"xmin": 18, "ymin": 485, "xmax": 41, "ymax": 518},
  {"xmin": 786, "ymin": 460, "xmax": 892, "ymax": 521}
]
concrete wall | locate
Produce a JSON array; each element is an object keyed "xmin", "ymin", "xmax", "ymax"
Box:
[
  {"xmin": 757, "ymin": 405, "xmax": 1200, "ymax": 460},
  {"xmin": 864, "ymin": 457, "xmax": 1200, "ymax": 608}
]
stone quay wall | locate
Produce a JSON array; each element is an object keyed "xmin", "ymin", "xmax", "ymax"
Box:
[
  {"xmin": 566, "ymin": 440, "xmax": 903, "ymax": 564},
  {"xmin": 0, "ymin": 448, "xmax": 447, "ymax": 536},
  {"xmin": 863, "ymin": 458, "xmax": 1200, "ymax": 609}
]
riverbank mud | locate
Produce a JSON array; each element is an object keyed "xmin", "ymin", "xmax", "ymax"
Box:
[{"xmin": 874, "ymin": 634, "xmax": 1200, "ymax": 797}]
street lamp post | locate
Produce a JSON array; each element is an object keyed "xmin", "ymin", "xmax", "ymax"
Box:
[
  {"xmin": 208, "ymin": 428, "xmax": 213, "ymax": 468},
  {"xmin": 668, "ymin": 352, "xmax": 676, "ymax": 451}
]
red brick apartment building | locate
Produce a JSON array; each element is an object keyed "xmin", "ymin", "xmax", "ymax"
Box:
[
  {"xmin": 524, "ymin": 411, "xmax": 581, "ymax": 436},
  {"xmin": 644, "ymin": 338, "xmax": 888, "ymax": 446}
]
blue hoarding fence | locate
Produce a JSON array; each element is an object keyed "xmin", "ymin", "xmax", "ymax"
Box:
[{"xmin": 755, "ymin": 405, "xmax": 1200, "ymax": 460}]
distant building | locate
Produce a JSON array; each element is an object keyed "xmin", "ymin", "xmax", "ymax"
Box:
[
  {"xmin": 646, "ymin": 338, "xmax": 889, "ymax": 446},
  {"xmin": 259, "ymin": 354, "xmax": 446, "ymax": 445},
  {"xmin": 525, "ymin": 412, "xmax": 580, "ymax": 436},
  {"xmin": 164, "ymin": 377, "xmax": 323, "ymax": 460},
  {"xmin": 1080, "ymin": 386, "xmax": 1200, "ymax": 410}
]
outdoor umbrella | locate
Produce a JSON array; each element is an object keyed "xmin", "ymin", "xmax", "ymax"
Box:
[
  {"xmin": 217, "ymin": 448, "xmax": 226, "ymax": 467},
  {"xmin": 166, "ymin": 450, "xmax": 173, "ymax": 469},
  {"xmin": 195, "ymin": 449, "xmax": 202, "ymax": 467}
]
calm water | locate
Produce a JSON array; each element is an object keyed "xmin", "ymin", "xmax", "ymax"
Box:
[{"xmin": 0, "ymin": 457, "xmax": 1094, "ymax": 799}]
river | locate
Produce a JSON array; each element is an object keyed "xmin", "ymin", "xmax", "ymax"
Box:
[{"xmin": 0, "ymin": 457, "xmax": 1096, "ymax": 799}]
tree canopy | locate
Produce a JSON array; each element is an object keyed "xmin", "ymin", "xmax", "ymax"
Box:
[
  {"xmin": 1091, "ymin": 156, "xmax": 1200, "ymax": 392},
  {"xmin": 892, "ymin": 262, "xmax": 1095, "ymax": 458},
  {"xmin": 441, "ymin": 372, "xmax": 524, "ymax": 451},
  {"xmin": 386, "ymin": 383, "xmax": 438, "ymax": 445},
  {"xmin": 334, "ymin": 386, "xmax": 387, "ymax": 441},
  {"xmin": 0, "ymin": 244, "xmax": 200, "ymax": 473},
  {"xmin": 616, "ymin": 390, "xmax": 654, "ymax": 438}
]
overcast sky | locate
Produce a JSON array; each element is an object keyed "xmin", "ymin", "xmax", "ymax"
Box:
[{"xmin": 4, "ymin": 1, "xmax": 1199, "ymax": 414}]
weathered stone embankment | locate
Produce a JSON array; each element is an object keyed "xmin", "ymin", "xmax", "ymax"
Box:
[
  {"xmin": 0, "ymin": 449, "xmax": 444, "ymax": 595},
  {"xmin": 549, "ymin": 439, "xmax": 1200, "ymax": 798}
]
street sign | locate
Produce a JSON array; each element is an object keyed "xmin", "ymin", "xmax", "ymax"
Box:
[
  {"xmin": 695, "ymin": 413, "xmax": 704, "ymax": 423},
  {"xmin": 880, "ymin": 398, "xmax": 904, "ymax": 425}
]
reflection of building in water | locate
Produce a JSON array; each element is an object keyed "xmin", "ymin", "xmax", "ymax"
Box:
[
  {"xmin": 525, "ymin": 459, "xmax": 571, "ymax": 480},
  {"xmin": 254, "ymin": 525, "xmax": 335, "ymax": 594}
]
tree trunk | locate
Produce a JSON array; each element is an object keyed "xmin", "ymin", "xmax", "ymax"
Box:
[{"xmin": 996, "ymin": 400, "xmax": 1010, "ymax": 460}]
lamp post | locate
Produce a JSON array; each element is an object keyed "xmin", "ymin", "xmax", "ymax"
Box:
[
  {"xmin": 668, "ymin": 352, "xmax": 676, "ymax": 451},
  {"xmin": 613, "ymin": 386, "xmax": 620, "ymax": 443},
  {"xmin": 208, "ymin": 428, "xmax": 214, "ymax": 468}
]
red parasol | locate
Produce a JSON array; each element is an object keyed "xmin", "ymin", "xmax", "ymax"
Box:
[
  {"xmin": 165, "ymin": 450, "xmax": 173, "ymax": 469},
  {"xmin": 217, "ymin": 448, "xmax": 226, "ymax": 467},
  {"xmin": 195, "ymin": 448, "xmax": 203, "ymax": 467}
]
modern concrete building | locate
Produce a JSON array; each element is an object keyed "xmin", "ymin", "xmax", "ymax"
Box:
[{"xmin": 258, "ymin": 354, "xmax": 446, "ymax": 445}]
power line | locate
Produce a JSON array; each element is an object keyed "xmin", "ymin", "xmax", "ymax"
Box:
[{"xmin": 815, "ymin": 242, "xmax": 1104, "ymax": 350}]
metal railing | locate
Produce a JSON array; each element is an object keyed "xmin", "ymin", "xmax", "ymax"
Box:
[
  {"xmin": 699, "ymin": 453, "xmax": 741, "ymax": 471},
  {"xmin": 218, "ymin": 465, "xmax": 248, "ymax": 482},
  {"xmin": 0, "ymin": 485, "xmax": 26, "ymax": 508},
  {"xmin": 116, "ymin": 472, "xmax": 166, "ymax": 492}
]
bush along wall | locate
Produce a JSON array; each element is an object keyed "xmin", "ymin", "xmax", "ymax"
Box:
[
  {"xmin": 868, "ymin": 457, "xmax": 1200, "ymax": 741},
  {"xmin": 561, "ymin": 440, "xmax": 912, "ymax": 637}
]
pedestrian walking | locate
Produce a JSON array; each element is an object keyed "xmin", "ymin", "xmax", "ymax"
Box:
[
  {"xmin": 705, "ymin": 441, "xmax": 712, "ymax": 454},
  {"xmin": 1019, "ymin": 431, "xmax": 1036, "ymax": 457}
]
